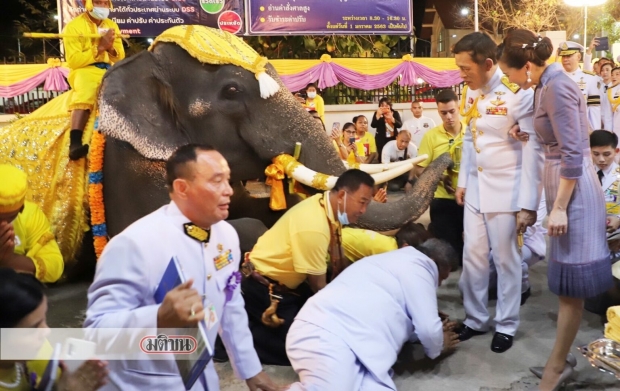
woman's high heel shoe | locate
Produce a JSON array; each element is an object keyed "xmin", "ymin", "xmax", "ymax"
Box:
[
  {"xmin": 529, "ymin": 353, "xmax": 577, "ymax": 379},
  {"xmin": 526, "ymin": 363, "xmax": 574, "ymax": 391}
]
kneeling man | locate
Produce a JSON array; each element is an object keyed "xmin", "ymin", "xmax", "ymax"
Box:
[{"xmin": 285, "ymin": 239, "xmax": 459, "ymax": 390}]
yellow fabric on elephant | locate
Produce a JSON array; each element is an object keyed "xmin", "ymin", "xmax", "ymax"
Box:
[
  {"xmin": 63, "ymin": 13, "xmax": 124, "ymax": 111},
  {"xmin": 0, "ymin": 91, "xmax": 93, "ymax": 263}
]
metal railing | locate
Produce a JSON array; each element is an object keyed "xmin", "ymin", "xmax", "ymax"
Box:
[
  {"xmin": 1, "ymin": 87, "xmax": 64, "ymax": 115},
  {"xmin": 320, "ymin": 81, "xmax": 465, "ymax": 105}
]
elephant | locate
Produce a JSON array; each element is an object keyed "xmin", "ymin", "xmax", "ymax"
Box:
[{"xmin": 96, "ymin": 39, "xmax": 452, "ymax": 241}]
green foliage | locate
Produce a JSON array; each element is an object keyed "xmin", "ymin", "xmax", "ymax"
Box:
[
  {"xmin": 588, "ymin": 3, "xmax": 620, "ymax": 50},
  {"xmin": 243, "ymin": 35, "xmax": 407, "ymax": 59}
]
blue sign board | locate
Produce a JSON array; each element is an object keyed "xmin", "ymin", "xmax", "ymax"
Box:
[
  {"xmin": 248, "ymin": 0, "xmax": 412, "ymax": 35},
  {"xmin": 59, "ymin": 0, "xmax": 245, "ymax": 37}
]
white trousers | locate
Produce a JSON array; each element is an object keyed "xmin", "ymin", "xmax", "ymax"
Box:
[
  {"xmin": 286, "ymin": 320, "xmax": 395, "ymax": 391},
  {"xmin": 490, "ymin": 245, "xmax": 542, "ymax": 293},
  {"xmin": 459, "ymin": 202, "xmax": 522, "ymax": 336}
]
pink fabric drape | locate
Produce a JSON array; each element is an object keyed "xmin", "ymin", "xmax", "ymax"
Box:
[
  {"xmin": 279, "ymin": 60, "xmax": 462, "ymax": 92},
  {"xmin": 0, "ymin": 67, "xmax": 70, "ymax": 98}
]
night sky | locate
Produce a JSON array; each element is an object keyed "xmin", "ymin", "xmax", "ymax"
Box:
[{"xmin": 0, "ymin": 0, "xmax": 59, "ymax": 59}]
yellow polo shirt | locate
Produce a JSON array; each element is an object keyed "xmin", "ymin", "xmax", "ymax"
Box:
[
  {"xmin": 417, "ymin": 120, "xmax": 466, "ymax": 200},
  {"xmin": 13, "ymin": 201, "xmax": 64, "ymax": 283},
  {"xmin": 250, "ymin": 193, "xmax": 336, "ymax": 289},
  {"xmin": 355, "ymin": 132, "xmax": 377, "ymax": 158},
  {"xmin": 341, "ymin": 228, "xmax": 398, "ymax": 262}
]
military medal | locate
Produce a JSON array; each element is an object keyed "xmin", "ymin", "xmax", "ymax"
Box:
[
  {"xmin": 214, "ymin": 244, "xmax": 233, "ymax": 270},
  {"xmin": 486, "ymin": 107, "xmax": 508, "ymax": 116},
  {"xmin": 577, "ymin": 77, "xmax": 586, "ymax": 91}
]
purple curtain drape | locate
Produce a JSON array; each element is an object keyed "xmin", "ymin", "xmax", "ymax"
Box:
[{"xmin": 279, "ymin": 60, "xmax": 462, "ymax": 92}]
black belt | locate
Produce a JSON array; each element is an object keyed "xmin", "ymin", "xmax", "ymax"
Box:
[{"xmin": 90, "ymin": 62, "xmax": 111, "ymax": 70}]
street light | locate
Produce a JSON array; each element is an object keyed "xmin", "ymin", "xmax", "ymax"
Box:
[
  {"xmin": 564, "ymin": 0, "xmax": 607, "ymax": 48},
  {"xmin": 573, "ymin": 33, "xmax": 580, "ymax": 39},
  {"xmin": 460, "ymin": 2, "xmax": 478, "ymax": 31},
  {"xmin": 460, "ymin": 8, "xmax": 469, "ymax": 16}
]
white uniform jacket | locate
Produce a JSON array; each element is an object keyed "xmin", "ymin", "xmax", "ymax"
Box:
[
  {"xmin": 293, "ymin": 247, "xmax": 444, "ymax": 387},
  {"xmin": 84, "ymin": 201, "xmax": 262, "ymax": 391},
  {"xmin": 457, "ymin": 67, "xmax": 544, "ymax": 213},
  {"xmin": 564, "ymin": 68, "xmax": 612, "ymax": 130}
]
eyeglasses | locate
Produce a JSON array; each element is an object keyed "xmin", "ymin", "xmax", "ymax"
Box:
[{"xmin": 344, "ymin": 130, "xmax": 356, "ymax": 134}]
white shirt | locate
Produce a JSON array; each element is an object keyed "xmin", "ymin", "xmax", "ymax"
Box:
[
  {"xmin": 380, "ymin": 140, "xmax": 418, "ymax": 164},
  {"xmin": 402, "ymin": 116, "xmax": 436, "ymax": 148},
  {"xmin": 295, "ymin": 247, "xmax": 443, "ymax": 386},
  {"xmin": 563, "ymin": 68, "xmax": 612, "ymax": 130}
]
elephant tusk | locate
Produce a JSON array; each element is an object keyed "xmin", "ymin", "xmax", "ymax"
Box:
[
  {"xmin": 344, "ymin": 155, "xmax": 428, "ymax": 174},
  {"xmin": 273, "ymin": 154, "xmax": 420, "ymax": 191}
]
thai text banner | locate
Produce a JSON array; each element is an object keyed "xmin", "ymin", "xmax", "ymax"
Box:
[
  {"xmin": 58, "ymin": 0, "xmax": 245, "ymax": 37},
  {"xmin": 248, "ymin": 0, "xmax": 412, "ymax": 35}
]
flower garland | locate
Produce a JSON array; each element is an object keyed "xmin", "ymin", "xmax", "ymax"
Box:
[{"xmin": 87, "ymin": 116, "xmax": 108, "ymax": 259}]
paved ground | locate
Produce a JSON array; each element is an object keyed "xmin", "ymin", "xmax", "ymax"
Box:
[{"xmin": 45, "ymin": 206, "xmax": 620, "ymax": 390}]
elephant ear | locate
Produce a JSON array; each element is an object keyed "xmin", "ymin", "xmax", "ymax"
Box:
[{"xmin": 98, "ymin": 49, "xmax": 189, "ymax": 160}]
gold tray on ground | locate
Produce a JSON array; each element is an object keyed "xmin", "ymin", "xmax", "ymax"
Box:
[{"xmin": 579, "ymin": 338, "xmax": 620, "ymax": 379}]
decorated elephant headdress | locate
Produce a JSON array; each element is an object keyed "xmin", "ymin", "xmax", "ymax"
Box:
[{"xmin": 149, "ymin": 25, "xmax": 280, "ymax": 99}]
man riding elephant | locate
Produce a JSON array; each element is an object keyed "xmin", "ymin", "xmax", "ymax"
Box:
[{"xmin": 64, "ymin": 0, "xmax": 124, "ymax": 160}]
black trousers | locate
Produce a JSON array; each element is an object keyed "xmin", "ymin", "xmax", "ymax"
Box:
[
  {"xmin": 241, "ymin": 277, "xmax": 312, "ymax": 365},
  {"xmin": 429, "ymin": 198, "xmax": 464, "ymax": 266}
]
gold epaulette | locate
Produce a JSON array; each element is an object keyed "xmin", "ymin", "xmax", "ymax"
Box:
[
  {"xmin": 501, "ymin": 76, "xmax": 520, "ymax": 94},
  {"xmin": 583, "ymin": 70, "xmax": 596, "ymax": 76}
]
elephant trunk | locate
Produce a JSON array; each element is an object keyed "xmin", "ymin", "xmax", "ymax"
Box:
[{"xmin": 354, "ymin": 153, "xmax": 453, "ymax": 231}]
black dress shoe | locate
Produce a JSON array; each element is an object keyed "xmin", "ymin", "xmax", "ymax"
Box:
[
  {"xmin": 457, "ymin": 325, "xmax": 486, "ymax": 341},
  {"xmin": 491, "ymin": 332, "xmax": 513, "ymax": 353},
  {"xmin": 520, "ymin": 287, "xmax": 531, "ymax": 306}
]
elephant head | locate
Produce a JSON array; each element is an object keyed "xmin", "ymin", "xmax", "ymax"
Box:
[{"xmin": 97, "ymin": 26, "xmax": 450, "ymax": 236}]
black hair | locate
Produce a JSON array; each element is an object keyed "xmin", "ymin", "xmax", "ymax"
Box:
[
  {"xmin": 352, "ymin": 115, "xmax": 367, "ymax": 124},
  {"xmin": 601, "ymin": 62, "xmax": 613, "ymax": 72},
  {"xmin": 612, "ymin": 67, "xmax": 620, "ymax": 74},
  {"xmin": 416, "ymin": 239, "xmax": 458, "ymax": 274},
  {"xmin": 452, "ymin": 32, "xmax": 498, "ymax": 65},
  {"xmin": 590, "ymin": 130, "xmax": 618, "ymax": 149},
  {"xmin": 435, "ymin": 89, "xmax": 458, "ymax": 104},
  {"xmin": 165, "ymin": 143, "xmax": 216, "ymax": 189},
  {"xmin": 342, "ymin": 122, "xmax": 356, "ymax": 132},
  {"xmin": 306, "ymin": 83, "xmax": 317, "ymax": 90},
  {"xmin": 0, "ymin": 268, "xmax": 45, "ymax": 328},
  {"xmin": 395, "ymin": 221, "xmax": 431, "ymax": 248},
  {"xmin": 332, "ymin": 169, "xmax": 375, "ymax": 193},
  {"xmin": 378, "ymin": 97, "xmax": 393, "ymax": 108},
  {"xmin": 500, "ymin": 29, "xmax": 553, "ymax": 69}
]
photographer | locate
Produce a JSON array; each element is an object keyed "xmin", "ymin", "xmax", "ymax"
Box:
[{"xmin": 371, "ymin": 97, "xmax": 403, "ymax": 158}]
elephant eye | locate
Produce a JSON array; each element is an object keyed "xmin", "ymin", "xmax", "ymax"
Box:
[{"xmin": 222, "ymin": 84, "xmax": 241, "ymax": 99}]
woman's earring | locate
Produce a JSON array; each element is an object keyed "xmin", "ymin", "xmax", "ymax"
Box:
[{"xmin": 526, "ymin": 70, "xmax": 531, "ymax": 83}]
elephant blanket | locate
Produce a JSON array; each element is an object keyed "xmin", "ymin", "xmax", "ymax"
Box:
[{"xmin": 0, "ymin": 91, "xmax": 95, "ymax": 262}]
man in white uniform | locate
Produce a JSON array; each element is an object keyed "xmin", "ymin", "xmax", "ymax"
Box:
[
  {"xmin": 401, "ymin": 100, "xmax": 436, "ymax": 148},
  {"xmin": 285, "ymin": 239, "xmax": 459, "ymax": 391},
  {"xmin": 558, "ymin": 41, "xmax": 612, "ymax": 131},
  {"xmin": 85, "ymin": 144, "xmax": 282, "ymax": 391},
  {"xmin": 453, "ymin": 32, "xmax": 544, "ymax": 353}
]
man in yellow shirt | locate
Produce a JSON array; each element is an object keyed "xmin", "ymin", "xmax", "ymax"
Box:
[
  {"xmin": 415, "ymin": 89, "xmax": 465, "ymax": 266},
  {"xmin": 0, "ymin": 165, "xmax": 64, "ymax": 283},
  {"xmin": 341, "ymin": 221, "xmax": 430, "ymax": 263},
  {"xmin": 242, "ymin": 169, "xmax": 374, "ymax": 365},
  {"xmin": 63, "ymin": 0, "xmax": 125, "ymax": 160}
]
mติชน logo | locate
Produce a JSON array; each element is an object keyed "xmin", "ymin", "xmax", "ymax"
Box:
[{"xmin": 140, "ymin": 334, "xmax": 198, "ymax": 354}]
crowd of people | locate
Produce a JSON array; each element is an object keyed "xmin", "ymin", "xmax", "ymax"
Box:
[{"xmin": 4, "ymin": 13, "xmax": 620, "ymax": 390}]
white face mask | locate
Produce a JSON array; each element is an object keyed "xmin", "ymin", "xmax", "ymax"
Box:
[
  {"xmin": 307, "ymin": 91, "xmax": 317, "ymax": 99},
  {"xmin": 89, "ymin": 7, "xmax": 110, "ymax": 20}
]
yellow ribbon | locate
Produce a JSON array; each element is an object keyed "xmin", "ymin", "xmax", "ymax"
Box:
[
  {"xmin": 46, "ymin": 58, "xmax": 62, "ymax": 68},
  {"xmin": 401, "ymin": 54, "xmax": 414, "ymax": 62},
  {"xmin": 265, "ymin": 159, "xmax": 287, "ymax": 211},
  {"xmin": 320, "ymin": 54, "xmax": 332, "ymax": 63}
]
